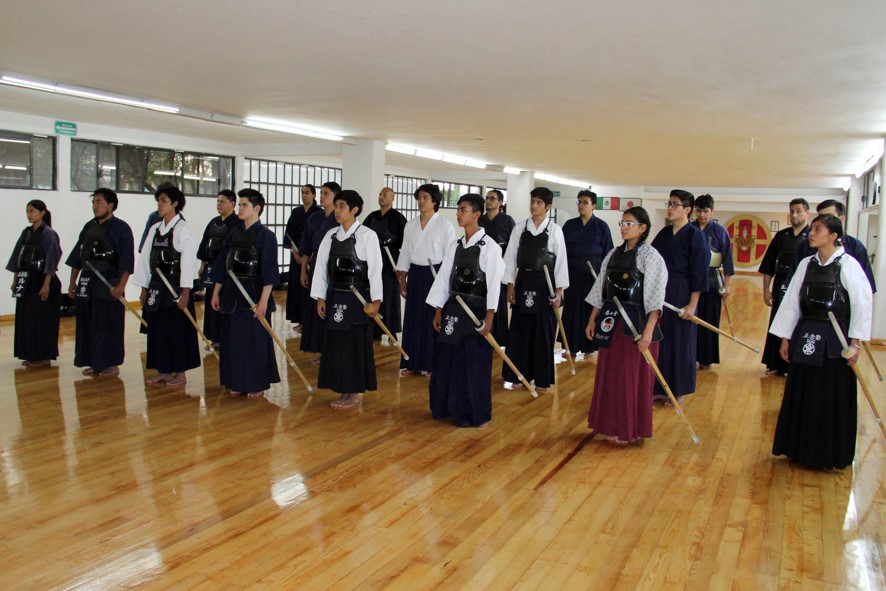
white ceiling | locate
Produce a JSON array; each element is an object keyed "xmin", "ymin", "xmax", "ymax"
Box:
[{"xmin": 1, "ymin": 0, "xmax": 884, "ymax": 190}]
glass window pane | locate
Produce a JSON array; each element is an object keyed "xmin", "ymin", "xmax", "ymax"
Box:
[
  {"xmin": 0, "ymin": 131, "xmax": 32, "ymax": 188},
  {"xmin": 145, "ymin": 149, "xmax": 177, "ymax": 193},
  {"xmin": 71, "ymin": 140, "xmax": 98, "ymax": 192},
  {"xmin": 31, "ymin": 136, "xmax": 55, "ymax": 189},
  {"xmin": 118, "ymin": 145, "xmax": 145, "ymax": 192},
  {"xmin": 98, "ymin": 144, "xmax": 117, "ymax": 189}
]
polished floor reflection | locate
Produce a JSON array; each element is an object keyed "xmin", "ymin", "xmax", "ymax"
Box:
[{"xmin": 0, "ymin": 276, "xmax": 883, "ymax": 590}]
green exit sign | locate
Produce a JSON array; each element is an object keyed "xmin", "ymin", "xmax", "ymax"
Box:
[
  {"xmin": 553, "ymin": 191, "xmax": 560, "ymax": 197},
  {"xmin": 54, "ymin": 121, "xmax": 77, "ymax": 136}
]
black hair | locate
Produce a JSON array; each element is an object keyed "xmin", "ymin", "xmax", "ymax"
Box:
[
  {"xmin": 623, "ymin": 206, "xmax": 652, "ymax": 245},
  {"xmin": 321, "ymin": 181, "xmax": 342, "ymax": 195},
  {"xmin": 789, "ymin": 198, "xmax": 810, "ymax": 211},
  {"xmin": 457, "ymin": 193, "xmax": 485, "ymax": 214},
  {"xmin": 303, "ymin": 184, "xmax": 317, "ymax": 196},
  {"xmin": 238, "ymin": 188, "xmax": 265, "ymax": 216},
  {"xmin": 156, "ymin": 183, "xmax": 186, "ymax": 213},
  {"xmin": 218, "ymin": 189, "xmax": 237, "ymax": 202},
  {"xmin": 695, "ymin": 194, "xmax": 714, "ymax": 210},
  {"xmin": 487, "ymin": 189, "xmax": 504, "ymax": 202},
  {"xmin": 812, "ymin": 214, "xmax": 843, "ymax": 245},
  {"xmin": 334, "ymin": 189, "xmax": 364, "ymax": 216},
  {"xmin": 27, "ymin": 199, "xmax": 51, "ymax": 227},
  {"xmin": 530, "ymin": 186, "xmax": 554, "ymax": 206},
  {"xmin": 816, "ymin": 199, "xmax": 845, "ymax": 216},
  {"xmin": 669, "ymin": 189, "xmax": 694, "ymax": 209},
  {"xmin": 415, "ymin": 183, "xmax": 443, "ymax": 212},
  {"xmin": 577, "ymin": 189, "xmax": 597, "ymax": 201},
  {"xmin": 92, "ymin": 187, "xmax": 119, "ymax": 211}
]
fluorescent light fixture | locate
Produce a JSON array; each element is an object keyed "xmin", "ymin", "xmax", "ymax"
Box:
[
  {"xmin": 534, "ymin": 172, "xmax": 591, "ymax": 189},
  {"xmin": 243, "ymin": 117, "xmax": 344, "ymax": 142},
  {"xmin": 463, "ymin": 158, "xmax": 487, "ymax": 169},
  {"xmin": 385, "ymin": 143, "xmax": 417, "ymax": 155},
  {"xmin": 0, "ymin": 75, "xmax": 179, "ymax": 113},
  {"xmin": 415, "ymin": 148, "xmax": 444, "ymax": 160},
  {"xmin": 442, "ymin": 154, "xmax": 467, "ymax": 165},
  {"xmin": 0, "ymin": 137, "xmax": 30, "ymax": 144},
  {"xmin": 503, "ymin": 166, "xmax": 522, "ymax": 175},
  {"xmin": 854, "ymin": 143, "xmax": 885, "ymax": 178},
  {"xmin": 153, "ymin": 170, "xmax": 177, "ymax": 176},
  {"xmin": 4, "ymin": 165, "xmax": 27, "ymax": 170}
]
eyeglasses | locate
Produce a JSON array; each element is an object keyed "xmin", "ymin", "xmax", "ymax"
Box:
[
  {"xmin": 576, "ymin": 200, "xmax": 593, "ymax": 206},
  {"xmin": 618, "ymin": 221, "xmax": 641, "ymax": 228},
  {"xmin": 665, "ymin": 201, "xmax": 685, "ymax": 209}
]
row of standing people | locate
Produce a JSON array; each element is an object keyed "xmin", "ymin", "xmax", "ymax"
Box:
[{"xmin": 7, "ymin": 184, "xmax": 875, "ymax": 469}]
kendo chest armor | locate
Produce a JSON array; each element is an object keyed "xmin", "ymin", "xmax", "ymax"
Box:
[
  {"xmin": 80, "ymin": 220, "xmax": 119, "ymax": 270},
  {"xmin": 150, "ymin": 222, "xmax": 182, "ymax": 277},
  {"xmin": 366, "ymin": 216, "xmax": 395, "ymax": 247},
  {"xmin": 328, "ymin": 234, "xmax": 369, "ymax": 290},
  {"xmin": 226, "ymin": 228, "xmax": 260, "ymax": 278},
  {"xmin": 800, "ymin": 256, "xmax": 849, "ymax": 321},
  {"xmin": 17, "ymin": 226, "xmax": 46, "ymax": 272},
  {"xmin": 775, "ymin": 231, "xmax": 806, "ymax": 275},
  {"xmin": 603, "ymin": 246, "xmax": 644, "ymax": 305},
  {"xmin": 203, "ymin": 219, "xmax": 230, "ymax": 262},
  {"xmin": 516, "ymin": 223, "xmax": 556, "ymax": 271},
  {"xmin": 450, "ymin": 241, "xmax": 486, "ymax": 299}
]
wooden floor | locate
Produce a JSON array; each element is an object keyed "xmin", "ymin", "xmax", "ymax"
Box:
[{"xmin": 0, "ymin": 275, "xmax": 883, "ymax": 590}]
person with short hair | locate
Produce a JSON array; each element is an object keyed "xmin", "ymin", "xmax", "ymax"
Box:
[
  {"xmin": 299, "ymin": 182, "xmax": 341, "ymax": 361},
  {"xmin": 770, "ymin": 214, "xmax": 872, "ymax": 469},
  {"xmin": 650, "ymin": 189, "xmax": 710, "ymax": 403},
  {"xmin": 691, "ymin": 194, "xmax": 734, "ymax": 369},
  {"xmin": 502, "ymin": 186, "xmax": 568, "ymax": 392},
  {"xmin": 283, "ymin": 184, "xmax": 320, "ymax": 329},
  {"xmin": 561, "ymin": 189, "xmax": 614, "ymax": 360},
  {"xmin": 479, "ymin": 189, "xmax": 516, "ymax": 344},
  {"xmin": 585, "ymin": 207, "xmax": 667, "ymax": 445},
  {"xmin": 789, "ymin": 199, "xmax": 876, "ymax": 293},
  {"xmin": 197, "ymin": 189, "xmax": 239, "ymax": 346},
  {"xmin": 66, "ymin": 188, "xmax": 135, "ymax": 377},
  {"xmin": 759, "ymin": 198, "xmax": 811, "ymax": 376},
  {"xmin": 363, "ymin": 186, "xmax": 408, "ymax": 344},
  {"xmin": 311, "ymin": 190, "xmax": 384, "ymax": 410},
  {"xmin": 395, "ymin": 183, "xmax": 456, "ymax": 376},
  {"xmin": 6, "ymin": 199, "xmax": 63, "ymax": 367},
  {"xmin": 210, "ymin": 189, "xmax": 281, "ymax": 398},
  {"xmin": 427, "ymin": 193, "xmax": 504, "ymax": 427},
  {"xmin": 133, "ymin": 184, "xmax": 201, "ymax": 386}
]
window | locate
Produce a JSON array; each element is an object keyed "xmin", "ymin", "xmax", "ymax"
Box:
[
  {"xmin": 243, "ymin": 158, "xmax": 343, "ymax": 276},
  {"xmin": 0, "ymin": 130, "xmax": 55, "ymax": 190},
  {"xmin": 384, "ymin": 174, "xmax": 426, "ymax": 219},
  {"xmin": 432, "ymin": 180, "xmax": 484, "ymax": 209},
  {"xmin": 71, "ymin": 139, "xmax": 233, "ymax": 195}
]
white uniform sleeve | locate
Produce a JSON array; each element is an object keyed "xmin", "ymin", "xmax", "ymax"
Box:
[
  {"xmin": 769, "ymin": 256, "xmax": 810, "ymax": 339},
  {"xmin": 173, "ymin": 221, "xmax": 199, "ymax": 289},
  {"xmin": 502, "ymin": 222, "xmax": 522, "ymax": 285},
  {"xmin": 131, "ymin": 221, "xmax": 161, "ymax": 288},
  {"xmin": 639, "ymin": 243, "xmax": 668, "ymax": 314},
  {"xmin": 548, "ymin": 223, "xmax": 569, "ymax": 290},
  {"xmin": 310, "ymin": 228, "xmax": 336, "ymax": 300},
  {"xmin": 360, "ymin": 226, "xmax": 385, "ymax": 303},
  {"xmin": 396, "ymin": 218, "xmax": 417, "ymax": 272},
  {"xmin": 586, "ymin": 250, "xmax": 614, "ymax": 308},
  {"xmin": 842, "ymin": 256, "xmax": 873, "ymax": 340},
  {"xmin": 426, "ymin": 241, "xmax": 456, "ymax": 309},
  {"xmin": 482, "ymin": 240, "xmax": 504, "ymax": 310}
]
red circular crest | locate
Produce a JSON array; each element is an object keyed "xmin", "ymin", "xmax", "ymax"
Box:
[{"xmin": 724, "ymin": 214, "xmax": 771, "ymax": 268}]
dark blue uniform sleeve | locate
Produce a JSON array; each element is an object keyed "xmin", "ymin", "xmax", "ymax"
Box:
[
  {"xmin": 299, "ymin": 212, "xmax": 318, "ymax": 257},
  {"xmin": 42, "ymin": 227, "xmax": 62, "ymax": 274},
  {"xmin": 847, "ymin": 237, "xmax": 877, "ymax": 293},
  {"xmin": 716, "ymin": 223, "xmax": 734, "ymax": 276},
  {"xmin": 112, "ymin": 219, "xmax": 136, "ymax": 274},
  {"xmin": 758, "ymin": 230, "xmax": 786, "ymax": 276},
  {"xmin": 259, "ymin": 226, "xmax": 279, "ymax": 287},
  {"xmin": 5, "ymin": 229, "xmax": 28, "ymax": 272},
  {"xmin": 197, "ymin": 218, "xmax": 215, "ymax": 261}
]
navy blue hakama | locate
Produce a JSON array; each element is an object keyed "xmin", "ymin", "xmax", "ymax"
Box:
[
  {"xmin": 219, "ymin": 307, "xmax": 280, "ymax": 393},
  {"xmin": 318, "ymin": 322, "xmax": 377, "ymax": 394},
  {"xmin": 144, "ymin": 299, "xmax": 201, "ymax": 374},
  {"xmin": 74, "ymin": 295, "xmax": 126, "ymax": 373},
  {"xmin": 430, "ymin": 332, "xmax": 493, "ymax": 427},
  {"xmin": 374, "ymin": 272, "xmax": 402, "ymax": 337},
  {"xmin": 695, "ymin": 291, "xmax": 722, "ymax": 366},
  {"xmin": 400, "ymin": 265, "xmax": 437, "ymax": 372},
  {"xmin": 13, "ymin": 275, "xmax": 61, "ymax": 362}
]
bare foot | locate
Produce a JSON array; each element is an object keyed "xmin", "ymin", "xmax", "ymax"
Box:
[
  {"xmin": 98, "ymin": 366, "xmax": 119, "ymax": 377},
  {"xmin": 26, "ymin": 360, "xmax": 51, "ymax": 367},
  {"xmin": 310, "ymin": 357, "xmax": 322, "ymax": 365},
  {"xmin": 229, "ymin": 390, "xmax": 242, "ymax": 398},
  {"xmin": 400, "ymin": 369, "xmax": 417, "ymax": 376},
  {"xmin": 147, "ymin": 373, "xmax": 174, "ymax": 384},
  {"xmin": 246, "ymin": 391, "xmax": 265, "ymax": 398},
  {"xmin": 82, "ymin": 367, "xmax": 96, "ymax": 376},
  {"xmin": 166, "ymin": 374, "xmax": 187, "ymax": 387},
  {"xmin": 331, "ymin": 394, "xmax": 360, "ymax": 410}
]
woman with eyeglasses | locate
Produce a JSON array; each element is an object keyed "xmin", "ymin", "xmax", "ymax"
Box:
[
  {"xmin": 585, "ymin": 207, "xmax": 667, "ymax": 445},
  {"xmin": 650, "ymin": 190, "xmax": 711, "ymax": 405},
  {"xmin": 769, "ymin": 215, "xmax": 872, "ymax": 469},
  {"xmin": 561, "ymin": 190, "xmax": 613, "ymax": 361},
  {"xmin": 6, "ymin": 199, "xmax": 63, "ymax": 367}
]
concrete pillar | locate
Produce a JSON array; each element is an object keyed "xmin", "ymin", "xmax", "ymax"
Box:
[
  {"xmin": 506, "ymin": 171, "xmax": 534, "ymax": 221},
  {"xmin": 342, "ymin": 139, "xmax": 385, "ymax": 214}
]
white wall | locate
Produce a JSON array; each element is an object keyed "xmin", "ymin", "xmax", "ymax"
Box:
[{"xmin": 0, "ymin": 110, "xmax": 243, "ymax": 315}]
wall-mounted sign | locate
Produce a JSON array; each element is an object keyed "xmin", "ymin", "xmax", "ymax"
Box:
[{"xmin": 54, "ymin": 121, "xmax": 77, "ymax": 136}]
